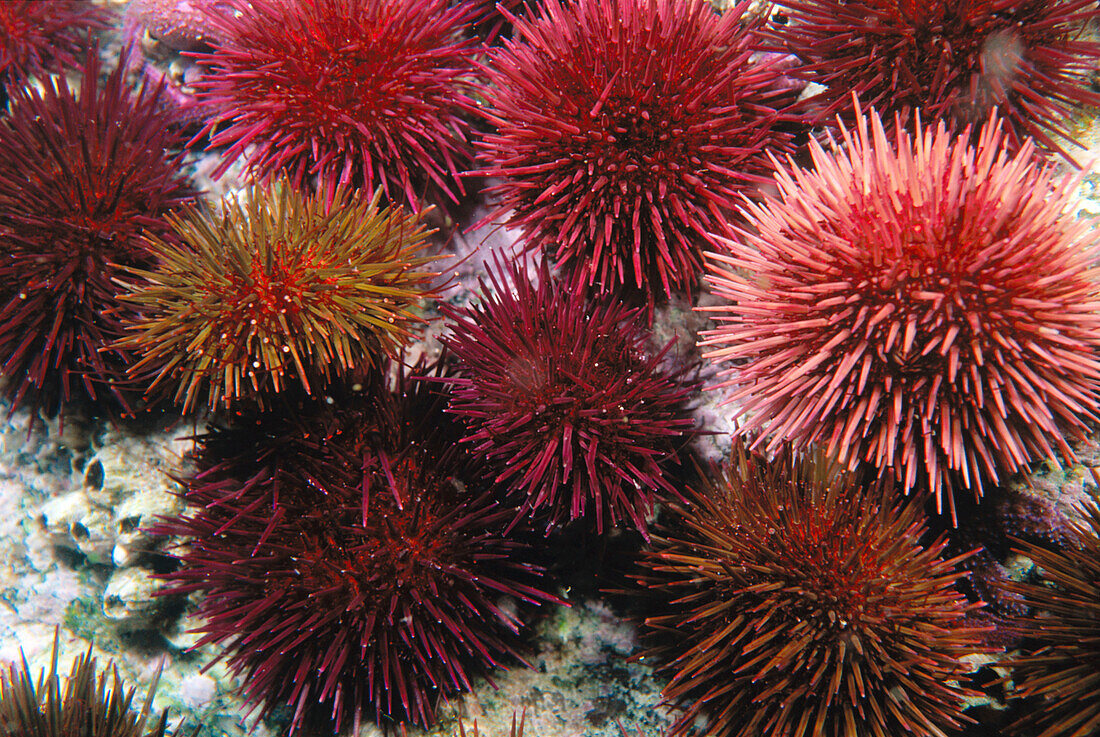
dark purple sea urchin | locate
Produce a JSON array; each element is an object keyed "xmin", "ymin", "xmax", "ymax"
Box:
[
  {"xmin": 441, "ymin": 258, "xmax": 696, "ymax": 534},
  {"xmin": 192, "ymin": 0, "xmax": 478, "ymax": 209},
  {"xmin": 637, "ymin": 445, "xmax": 987, "ymax": 737},
  {"xmin": 158, "ymin": 360, "xmax": 557, "ymax": 733},
  {"xmin": 765, "ymin": 0, "xmax": 1100, "ymax": 160},
  {"xmin": 0, "ymin": 52, "xmax": 196, "ymax": 418},
  {"xmin": 700, "ymin": 107, "xmax": 1100, "ymax": 521},
  {"xmin": 0, "ymin": 0, "xmax": 109, "ymax": 86},
  {"xmin": 476, "ymin": 0, "xmax": 792, "ymax": 306}
]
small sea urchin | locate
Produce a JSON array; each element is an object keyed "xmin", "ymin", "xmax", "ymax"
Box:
[
  {"xmin": 637, "ymin": 445, "xmax": 986, "ymax": 737},
  {"xmin": 441, "ymin": 257, "xmax": 696, "ymax": 534},
  {"xmin": 766, "ymin": 0, "xmax": 1100, "ymax": 159},
  {"xmin": 117, "ymin": 181, "xmax": 440, "ymax": 413},
  {"xmin": 0, "ymin": 52, "xmax": 196, "ymax": 418},
  {"xmin": 1000, "ymin": 495, "xmax": 1100, "ymax": 737},
  {"xmin": 0, "ymin": 631, "xmax": 175, "ymax": 737},
  {"xmin": 158, "ymin": 360, "xmax": 557, "ymax": 733},
  {"xmin": 476, "ymin": 0, "xmax": 792, "ymax": 305},
  {"xmin": 700, "ymin": 107, "xmax": 1100, "ymax": 520},
  {"xmin": 193, "ymin": 0, "xmax": 478, "ymax": 209}
]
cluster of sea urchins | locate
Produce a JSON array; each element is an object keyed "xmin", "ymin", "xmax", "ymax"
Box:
[{"xmin": 3, "ymin": 0, "xmax": 1100, "ymax": 736}]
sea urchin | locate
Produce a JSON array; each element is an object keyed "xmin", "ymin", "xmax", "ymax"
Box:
[
  {"xmin": 765, "ymin": 0, "xmax": 1100, "ymax": 159},
  {"xmin": 637, "ymin": 445, "xmax": 987, "ymax": 737},
  {"xmin": 117, "ymin": 181, "xmax": 440, "ymax": 413},
  {"xmin": 0, "ymin": 630, "xmax": 175, "ymax": 737},
  {"xmin": 157, "ymin": 360, "xmax": 558, "ymax": 733},
  {"xmin": 441, "ymin": 257, "xmax": 696, "ymax": 534},
  {"xmin": 193, "ymin": 0, "xmax": 478, "ymax": 209},
  {"xmin": 476, "ymin": 0, "xmax": 792, "ymax": 305},
  {"xmin": 0, "ymin": 0, "xmax": 109, "ymax": 87},
  {"xmin": 700, "ymin": 106, "xmax": 1100, "ymax": 520},
  {"xmin": 0, "ymin": 51, "xmax": 196, "ymax": 418},
  {"xmin": 1000, "ymin": 493, "xmax": 1100, "ymax": 737}
]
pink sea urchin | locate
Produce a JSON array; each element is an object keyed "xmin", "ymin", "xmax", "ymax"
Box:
[
  {"xmin": 700, "ymin": 106, "xmax": 1100, "ymax": 521},
  {"xmin": 476, "ymin": 0, "xmax": 793, "ymax": 306},
  {"xmin": 193, "ymin": 0, "xmax": 478, "ymax": 210}
]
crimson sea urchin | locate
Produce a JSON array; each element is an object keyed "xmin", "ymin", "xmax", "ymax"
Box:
[
  {"xmin": 766, "ymin": 0, "xmax": 1100, "ymax": 159},
  {"xmin": 1000, "ymin": 495, "xmax": 1100, "ymax": 737},
  {"xmin": 0, "ymin": 52, "xmax": 196, "ymax": 418},
  {"xmin": 700, "ymin": 107, "xmax": 1100, "ymax": 521},
  {"xmin": 0, "ymin": 0, "xmax": 109, "ymax": 87},
  {"xmin": 117, "ymin": 181, "xmax": 440, "ymax": 414},
  {"xmin": 158, "ymin": 360, "xmax": 558, "ymax": 733},
  {"xmin": 441, "ymin": 257, "xmax": 696, "ymax": 534},
  {"xmin": 193, "ymin": 0, "xmax": 478, "ymax": 210},
  {"xmin": 637, "ymin": 445, "xmax": 987, "ymax": 737},
  {"xmin": 476, "ymin": 0, "xmax": 792, "ymax": 305}
]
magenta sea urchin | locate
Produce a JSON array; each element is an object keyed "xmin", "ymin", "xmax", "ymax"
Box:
[
  {"xmin": 476, "ymin": 0, "xmax": 793, "ymax": 305},
  {"xmin": 700, "ymin": 106, "xmax": 1100, "ymax": 520},
  {"xmin": 192, "ymin": 0, "xmax": 478, "ymax": 209},
  {"xmin": 441, "ymin": 257, "xmax": 696, "ymax": 534},
  {"xmin": 764, "ymin": 0, "xmax": 1100, "ymax": 159},
  {"xmin": 0, "ymin": 0, "xmax": 109, "ymax": 86}
]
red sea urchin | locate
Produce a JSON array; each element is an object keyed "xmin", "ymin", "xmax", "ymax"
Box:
[
  {"xmin": 765, "ymin": 0, "xmax": 1100, "ymax": 159},
  {"xmin": 116, "ymin": 181, "xmax": 440, "ymax": 414},
  {"xmin": 158, "ymin": 360, "xmax": 558, "ymax": 733},
  {"xmin": 637, "ymin": 445, "xmax": 987, "ymax": 737},
  {"xmin": 0, "ymin": 0, "xmax": 109, "ymax": 86},
  {"xmin": 0, "ymin": 52, "xmax": 196, "ymax": 418},
  {"xmin": 476, "ymin": 0, "xmax": 793, "ymax": 305},
  {"xmin": 440, "ymin": 257, "xmax": 696, "ymax": 534},
  {"xmin": 700, "ymin": 107, "xmax": 1100, "ymax": 521},
  {"xmin": 192, "ymin": 0, "xmax": 478, "ymax": 210},
  {"xmin": 999, "ymin": 495, "xmax": 1100, "ymax": 737}
]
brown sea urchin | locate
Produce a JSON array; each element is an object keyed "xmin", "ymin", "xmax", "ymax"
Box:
[
  {"xmin": 1000, "ymin": 494, "xmax": 1100, "ymax": 737},
  {"xmin": 637, "ymin": 445, "xmax": 987, "ymax": 737},
  {"xmin": 0, "ymin": 630, "xmax": 176, "ymax": 737},
  {"xmin": 700, "ymin": 106, "xmax": 1100, "ymax": 520}
]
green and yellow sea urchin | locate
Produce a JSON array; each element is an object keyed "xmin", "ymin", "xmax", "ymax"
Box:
[
  {"xmin": 0, "ymin": 630, "xmax": 176, "ymax": 737},
  {"xmin": 117, "ymin": 181, "xmax": 441, "ymax": 413}
]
